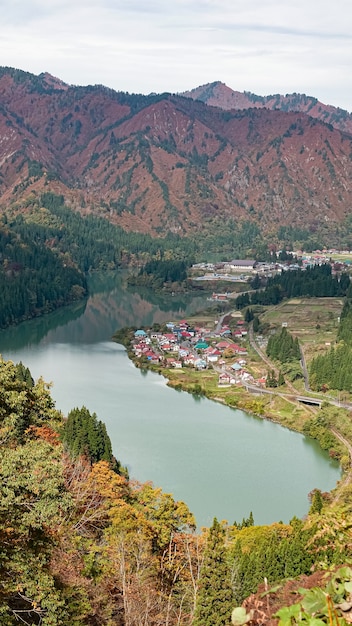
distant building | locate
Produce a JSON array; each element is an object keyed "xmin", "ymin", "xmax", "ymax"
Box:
[{"xmin": 227, "ymin": 259, "xmax": 256, "ymax": 270}]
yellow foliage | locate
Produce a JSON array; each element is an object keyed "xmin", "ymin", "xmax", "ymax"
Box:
[{"xmin": 229, "ymin": 522, "xmax": 292, "ymax": 553}]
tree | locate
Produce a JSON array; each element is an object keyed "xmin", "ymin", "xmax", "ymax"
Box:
[
  {"xmin": 0, "ymin": 438, "xmax": 74, "ymax": 625},
  {"xmin": 252, "ymin": 315, "xmax": 260, "ymax": 333},
  {"xmin": 278, "ymin": 370, "xmax": 285, "ymax": 386},
  {"xmin": 193, "ymin": 518, "xmax": 233, "ymax": 626},
  {"xmin": 309, "ymin": 489, "xmax": 324, "ymax": 515},
  {"xmin": 244, "ymin": 308, "xmax": 254, "ymax": 323},
  {"xmin": 62, "ymin": 406, "xmax": 119, "ymax": 469},
  {"xmin": 266, "ymin": 369, "xmax": 278, "ymax": 388}
]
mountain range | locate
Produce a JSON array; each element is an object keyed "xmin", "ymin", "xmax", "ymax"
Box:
[{"xmin": 1, "ymin": 66, "xmax": 352, "ymax": 246}]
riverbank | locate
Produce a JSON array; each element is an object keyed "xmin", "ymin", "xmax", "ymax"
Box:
[
  {"xmin": 112, "ymin": 320, "xmax": 317, "ymax": 429},
  {"xmin": 113, "ymin": 317, "xmax": 352, "ymax": 507}
]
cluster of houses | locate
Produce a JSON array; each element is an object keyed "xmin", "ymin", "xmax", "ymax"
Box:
[
  {"xmin": 191, "ymin": 252, "xmax": 352, "ymax": 284},
  {"xmin": 131, "ymin": 318, "xmax": 259, "ymax": 387}
]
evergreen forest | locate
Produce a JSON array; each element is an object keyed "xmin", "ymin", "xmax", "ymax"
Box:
[
  {"xmin": 235, "ymin": 264, "xmax": 350, "ymax": 309},
  {"xmin": 310, "ymin": 300, "xmax": 352, "ymax": 392},
  {"xmin": 266, "ymin": 327, "xmax": 301, "ymax": 363}
]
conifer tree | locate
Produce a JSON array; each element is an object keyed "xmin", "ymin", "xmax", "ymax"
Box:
[
  {"xmin": 309, "ymin": 489, "xmax": 324, "ymax": 514},
  {"xmin": 15, "ymin": 361, "xmax": 34, "ymax": 387},
  {"xmin": 252, "ymin": 315, "xmax": 260, "ymax": 332},
  {"xmin": 62, "ymin": 406, "xmax": 115, "ymax": 467},
  {"xmin": 278, "ymin": 370, "xmax": 285, "ymax": 386},
  {"xmin": 193, "ymin": 518, "xmax": 233, "ymax": 626}
]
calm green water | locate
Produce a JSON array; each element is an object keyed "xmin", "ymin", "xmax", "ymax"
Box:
[{"xmin": 0, "ymin": 272, "xmax": 341, "ymax": 528}]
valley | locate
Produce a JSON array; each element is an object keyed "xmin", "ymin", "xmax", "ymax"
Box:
[{"xmin": 1, "ymin": 65, "xmax": 352, "ymax": 625}]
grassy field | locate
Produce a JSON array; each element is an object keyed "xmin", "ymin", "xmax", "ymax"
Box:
[{"xmin": 260, "ymin": 297, "xmax": 344, "ymax": 365}]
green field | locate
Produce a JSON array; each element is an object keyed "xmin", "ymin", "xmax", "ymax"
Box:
[{"xmin": 260, "ymin": 297, "xmax": 343, "ymax": 362}]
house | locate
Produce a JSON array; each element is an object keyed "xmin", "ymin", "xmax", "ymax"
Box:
[
  {"xmin": 217, "ymin": 340, "xmax": 234, "ymax": 350},
  {"xmin": 195, "ymin": 341, "xmax": 209, "ymax": 350},
  {"xmin": 194, "ymin": 358, "xmax": 207, "ymax": 369},
  {"xmin": 160, "ymin": 343, "xmax": 172, "ymax": 351},
  {"xmin": 205, "ymin": 349, "xmax": 221, "ymax": 363},
  {"xmin": 218, "ymin": 372, "xmax": 231, "ymax": 385},
  {"xmin": 163, "ymin": 333, "xmax": 176, "ymax": 342},
  {"xmin": 144, "ymin": 350, "xmax": 156, "ymax": 359},
  {"xmin": 134, "ymin": 329, "xmax": 147, "ymax": 338},
  {"xmin": 236, "ymin": 347, "xmax": 248, "ymax": 355},
  {"xmin": 212, "ymin": 293, "xmax": 229, "ymax": 301}
]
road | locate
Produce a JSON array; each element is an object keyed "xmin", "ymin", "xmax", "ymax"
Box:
[{"xmin": 330, "ymin": 428, "xmax": 352, "ymax": 503}]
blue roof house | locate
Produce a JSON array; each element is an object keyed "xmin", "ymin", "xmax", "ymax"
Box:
[{"xmin": 134, "ymin": 329, "xmax": 147, "ymax": 338}]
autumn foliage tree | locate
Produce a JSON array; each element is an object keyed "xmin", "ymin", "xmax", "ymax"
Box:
[{"xmin": 0, "ymin": 357, "xmax": 201, "ymax": 625}]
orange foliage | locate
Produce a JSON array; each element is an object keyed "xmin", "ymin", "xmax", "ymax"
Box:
[{"xmin": 26, "ymin": 424, "xmax": 60, "ymax": 445}]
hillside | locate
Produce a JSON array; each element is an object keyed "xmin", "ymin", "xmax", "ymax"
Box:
[
  {"xmin": 1, "ymin": 352, "xmax": 352, "ymax": 626},
  {"xmin": 1, "ymin": 67, "xmax": 352, "ymax": 248}
]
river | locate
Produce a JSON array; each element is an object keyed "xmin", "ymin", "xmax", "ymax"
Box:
[{"xmin": 0, "ymin": 272, "xmax": 341, "ymax": 528}]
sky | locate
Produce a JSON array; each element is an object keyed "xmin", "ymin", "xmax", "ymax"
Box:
[{"xmin": 1, "ymin": 0, "xmax": 352, "ymax": 112}]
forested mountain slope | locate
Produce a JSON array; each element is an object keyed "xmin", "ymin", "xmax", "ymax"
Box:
[{"xmin": 1, "ymin": 67, "xmax": 352, "ymax": 248}]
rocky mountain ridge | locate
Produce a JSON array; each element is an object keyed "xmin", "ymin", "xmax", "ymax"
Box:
[
  {"xmin": 182, "ymin": 81, "xmax": 352, "ymax": 135},
  {"xmin": 1, "ymin": 67, "xmax": 352, "ymax": 243}
]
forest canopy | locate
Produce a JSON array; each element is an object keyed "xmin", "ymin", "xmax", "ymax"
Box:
[{"xmin": 0, "ymin": 354, "xmax": 351, "ymax": 625}]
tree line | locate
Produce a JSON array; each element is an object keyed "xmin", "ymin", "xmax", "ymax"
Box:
[
  {"xmin": 128, "ymin": 258, "xmax": 190, "ymax": 289},
  {"xmin": 235, "ymin": 264, "xmax": 351, "ymax": 310}
]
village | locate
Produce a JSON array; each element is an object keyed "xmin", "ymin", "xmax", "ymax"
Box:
[
  {"xmin": 130, "ymin": 250, "xmax": 352, "ymax": 390},
  {"xmin": 191, "ymin": 251, "xmax": 352, "ymax": 285},
  {"xmin": 130, "ymin": 315, "xmax": 267, "ymax": 388}
]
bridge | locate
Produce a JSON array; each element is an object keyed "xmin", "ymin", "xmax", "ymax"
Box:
[{"xmin": 296, "ymin": 396, "xmax": 322, "ymax": 407}]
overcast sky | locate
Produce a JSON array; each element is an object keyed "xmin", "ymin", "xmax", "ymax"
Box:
[{"xmin": 1, "ymin": 0, "xmax": 351, "ymax": 112}]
